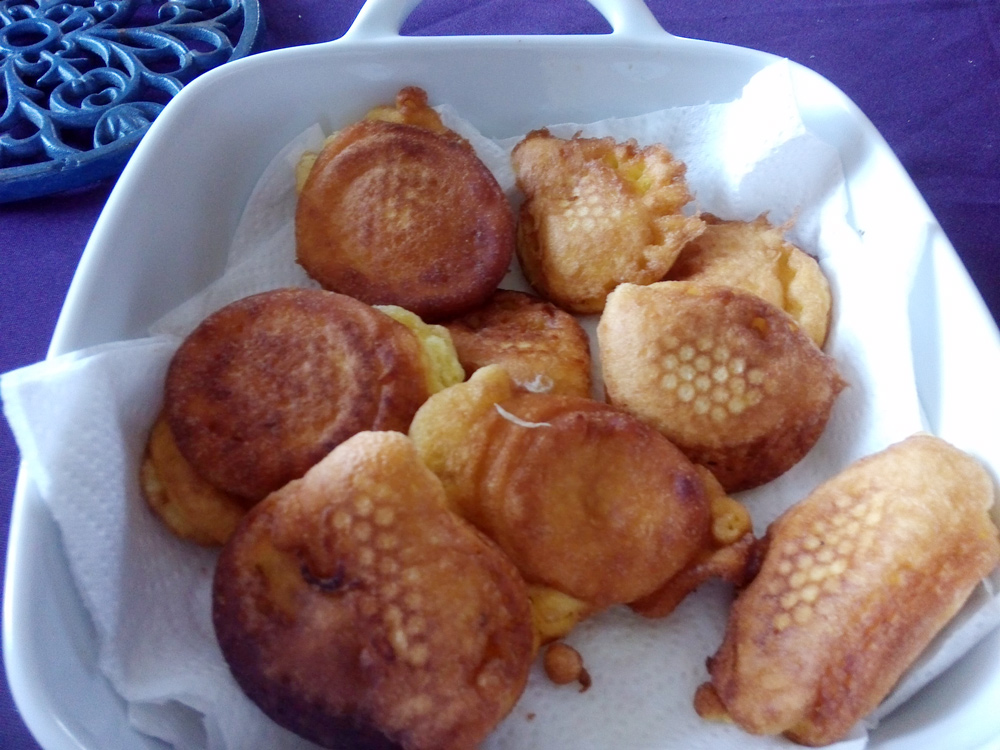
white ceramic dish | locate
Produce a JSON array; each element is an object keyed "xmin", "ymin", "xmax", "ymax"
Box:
[{"xmin": 5, "ymin": 1, "xmax": 1000, "ymax": 748}]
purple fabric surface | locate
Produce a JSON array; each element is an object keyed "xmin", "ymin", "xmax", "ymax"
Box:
[{"xmin": 1, "ymin": 1, "xmax": 997, "ymax": 748}]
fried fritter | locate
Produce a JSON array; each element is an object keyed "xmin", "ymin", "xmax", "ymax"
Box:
[
  {"xmin": 165, "ymin": 288, "xmax": 431, "ymax": 502},
  {"xmin": 695, "ymin": 434, "xmax": 1000, "ymax": 746},
  {"xmin": 598, "ymin": 281, "xmax": 846, "ymax": 492},
  {"xmin": 409, "ymin": 366, "xmax": 754, "ymax": 631},
  {"xmin": 443, "ymin": 289, "xmax": 592, "ymax": 397},
  {"xmin": 140, "ymin": 413, "xmax": 249, "ymax": 546},
  {"xmin": 511, "ymin": 129, "xmax": 705, "ymax": 314},
  {"xmin": 665, "ymin": 214, "xmax": 833, "ymax": 348},
  {"xmin": 213, "ymin": 431, "xmax": 534, "ymax": 750},
  {"xmin": 296, "ymin": 117, "xmax": 514, "ymax": 321}
]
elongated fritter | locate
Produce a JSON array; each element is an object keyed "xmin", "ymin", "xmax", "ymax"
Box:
[{"xmin": 695, "ymin": 434, "xmax": 1000, "ymax": 746}]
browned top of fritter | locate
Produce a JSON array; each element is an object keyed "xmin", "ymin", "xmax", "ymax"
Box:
[
  {"xmin": 165, "ymin": 288, "xmax": 429, "ymax": 502},
  {"xmin": 295, "ymin": 120, "xmax": 515, "ymax": 321},
  {"xmin": 212, "ymin": 431, "xmax": 534, "ymax": 750},
  {"xmin": 443, "ymin": 289, "xmax": 592, "ymax": 397}
]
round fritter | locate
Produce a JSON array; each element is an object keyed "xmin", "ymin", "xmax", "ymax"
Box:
[
  {"xmin": 443, "ymin": 289, "xmax": 592, "ymax": 397},
  {"xmin": 165, "ymin": 288, "xmax": 430, "ymax": 502},
  {"xmin": 511, "ymin": 129, "xmax": 705, "ymax": 314},
  {"xmin": 140, "ymin": 413, "xmax": 249, "ymax": 547},
  {"xmin": 213, "ymin": 431, "xmax": 534, "ymax": 750},
  {"xmin": 598, "ymin": 282, "xmax": 845, "ymax": 492},
  {"xmin": 410, "ymin": 366, "xmax": 728, "ymax": 611},
  {"xmin": 295, "ymin": 119, "xmax": 515, "ymax": 321},
  {"xmin": 665, "ymin": 214, "xmax": 833, "ymax": 348}
]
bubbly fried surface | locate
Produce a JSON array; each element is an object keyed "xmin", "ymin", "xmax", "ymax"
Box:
[
  {"xmin": 511, "ymin": 129, "xmax": 705, "ymax": 314},
  {"xmin": 598, "ymin": 281, "xmax": 845, "ymax": 492},
  {"xmin": 165, "ymin": 289, "xmax": 430, "ymax": 502},
  {"xmin": 666, "ymin": 214, "xmax": 833, "ymax": 347},
  {"xmin": 443, "ymin": 289, "xmax": 592, "ymax": 397},
  {"xmin": 213, "ymin": 431, "xmax": 534, "ymax": 750},
  {"xmin": 296, "ymin": 119, "xmax": 514, "ymax": 321},
  {"xmin": 140, "ymin": 414, "xmax": 249, "ymax": 546},
  {"xmin": 409, "ymin": 366, "xmax": 752, "ymax": 613},
  {"xmin": 696, "ymin": 434, "xmax": 1000, "ymax": 746}
]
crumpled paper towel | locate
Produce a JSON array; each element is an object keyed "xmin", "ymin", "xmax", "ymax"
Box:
[{"xmin": 3, "ymin": 60, "xmax": 999, "ymax": 750}]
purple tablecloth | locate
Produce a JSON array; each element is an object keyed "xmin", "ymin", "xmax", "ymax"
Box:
[{"xmin": 2, "ymin": 1, "xmax": 998, "ymax": 747}]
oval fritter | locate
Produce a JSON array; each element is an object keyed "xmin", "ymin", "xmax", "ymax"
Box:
[
  {"xmin": 165, "ymin": 288, "xmax": 430, "ymax": 502},
  {"xmin": 296, "ymin": 120, "xmax": 515, "ymax": 321},
  {"xmin": 213, "ymin": 431, "xmax": 534, "ymax": 750},
  {"xmin": 598, "ymin": 281, "xmax": 845, "ymax": 492},
  {"xmin": 511, "ymin": 129, "xmax": 705, "ymax": 314},
  {"xmin": 665, "ymin": 214, "xmax": 833, "ymax": 348},
  {"xmin": 696, "ymin": 434, "xmax": 1000, "ymax": 746},
  {"xmin": 443, "ymin": 289, "xmax": 592, "ymax": 397}
]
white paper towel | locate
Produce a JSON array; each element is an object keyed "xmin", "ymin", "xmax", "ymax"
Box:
[{"xmin": 3, "ymin": 60, "xmax": 998, "ymax": 750}]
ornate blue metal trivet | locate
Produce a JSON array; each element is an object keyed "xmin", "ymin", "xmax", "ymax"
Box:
[{"xmin": 0, "ymin": 0, "xmax": 262, "ymax": 202}]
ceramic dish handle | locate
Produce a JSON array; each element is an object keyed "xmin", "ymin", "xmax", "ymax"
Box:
[{"xmin": 342, "ymin": 0, "xmax": 672, "ymax": 42}]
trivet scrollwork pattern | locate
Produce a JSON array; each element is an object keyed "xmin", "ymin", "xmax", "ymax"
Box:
[{"xmin": 1, "ymin": 0, "xmax": 262, "ymax": 202}]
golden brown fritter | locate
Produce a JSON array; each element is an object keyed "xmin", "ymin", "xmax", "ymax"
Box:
[
  {"xmin": 695, "ymin": 434, "xmax": 1000, "ymax": 746},
  {"xmin": 165, "ymin": 288, "xmax": 431, "ymax": 502},
  {"xmin": 443, "ymin": 289, "xmax": 592, "ymax": 397},
  {"xmin": 409, "ymin": 366, "xmax": 754, "ymax": 630},
  {"xmin": 140, "ymin": 413, "xmax": 249, "ymax": 546},
  {"xmin": 213, "ymin": 431, "xmax": 534, "ymax": 750},
  {"xmin": 665, "ymin": 214, "xmax": 833, "ymax": 348},
  {"xmin": 296, "ymin": 118, "xmax": 514, "ymax": 321},
  {"xmin": 511, "ymin": 129, "xmax": 705, "ymax": 314},
  {"xmin": 598, "ymin": 281, "xmax": 846, "ymax": 492}
]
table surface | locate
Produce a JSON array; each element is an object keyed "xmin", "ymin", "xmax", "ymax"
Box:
[{"xmin": 2, "ymin": 1, "xmax": 998, "ymax": 747}]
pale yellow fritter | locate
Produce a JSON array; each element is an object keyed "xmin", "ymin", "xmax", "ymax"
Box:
[
  {"xmin": 666, "ymin": 214, "xmax": 833, "ymax": 347},
  {"xmin": 213, "ymin": 431, "xmax": 534, "ymax": 750},
  {"xmin": 512, "ymin": 129, "xmax": 705, "ymax": 314},
  {"xmin": 140, "ymin": 414, "xmax": 250, "ymax": 547},
  {"xmin": 695, "ymin": 434, "xmax": 1000, "ymax": 746},
  {"xmin": 599, "ymin": 281, "xmax": 846, "ymax": 492}
]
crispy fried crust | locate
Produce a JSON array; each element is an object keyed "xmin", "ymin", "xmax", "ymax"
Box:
[
  {"xmin": 443, "ymin": 289, "xmax": 592, "ymax": 397},
  {"xmin": 666, "ymin": 214, "xmax": 833, "ymax": 348},
  {"xmin": 409, "ymin": 366, "xmax": 753, "ymax": 612},
  {"xmin": 697, "ymin": 434, "xmax": 1000, "ymax": 746},
  {"xmin": 213, "ymin": 431, "xmax": 534, "ymax": 750},
  {"xmin": 295, "ymin": 119, "xmax": 514, "ymax": 321},
  {"xmin": 165, "ymin": 289, "xmax": 430, "ymax": 502},
  {"xmin": 598, "ymin": 281, "xmax": 845, "ymax": 492},
  {"xmin": 140, "ymin": 413, "xmax": 249, "ymax": 546},
  {"xmin": 511, "ymin": 129, "xmax": 705, "ymax": 314}
]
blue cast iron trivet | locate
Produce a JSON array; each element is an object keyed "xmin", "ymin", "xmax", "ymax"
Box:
[{"xmin": 0, "ymin": 0, "xmax": 262, "ymax": 203}]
